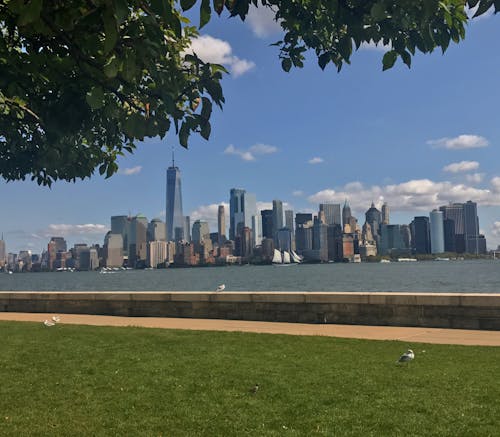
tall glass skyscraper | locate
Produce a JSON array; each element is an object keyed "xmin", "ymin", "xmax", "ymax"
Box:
[
  {"xmin": 429, "ymin": 209, "xmax": 445, "ymax": 254},
  {"xmin": 166, "ymin": 157, "xmax": 184, "ymax": 242}
]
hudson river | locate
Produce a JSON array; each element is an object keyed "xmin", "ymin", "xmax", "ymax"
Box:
[{"xmin": 0, "ymin": 260, "xmax": 499, "ymax": 293}]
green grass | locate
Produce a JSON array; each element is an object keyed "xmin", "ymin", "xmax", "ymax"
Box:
[{"xmin": 1, "ymin": 321, "xmax": 499, "ymax": 436}]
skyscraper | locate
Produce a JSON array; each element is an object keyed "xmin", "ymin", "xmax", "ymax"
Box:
[
  {"xmin": 285, "ymin": 210, "xmax": 294, "ymax": 233},
  {"xmin": 166, "ymin": 154, "xmax": 184, "ymax": 242},
  {"xmin": 229, "ymin": 189, "xmax": 256, "ymax": 241},
  {"xmin": 411, "ymin": 216, "xmax": 431, "ymax": 254},
  {"xmin": 0, "ymin": 233, "xmax": 6, "ymax": 268},
  {"xmin": 382, "ymin": 203, "xmax": 390, "ymax": 225},
  {"xmin": 439, "ymin": 203, "xmax": 465, "ymax": 253},
  {"xmin": 319, "ymin": 203, "xmax": 341, "ymax": 225},
  {"xmin": 218, "ymin": 205, "xmax": 226, "ymax": 243},
  {"xmin": 229, "ymin": 188, "xmax": 245, "ymax": 240},
  {"xmin": 429, "ymin": 209, "xmax": 445, "ymax": 254},
  {"xmin": 342, "ymin": 200, "xmax": 351, "ymax": 230},
  {"xmin": 365, "ymin": 202, "xmax": 382, "ymax": 242},
  {"xmin": 272, "ymin": 200, "xmax": 283, "ymax": 238},
  {"xmin": 192, "ymin": 220, "xmax": 210, "ymax": 243},
  {"xmin": 463, "ymin": 200, "xmax": 480, "ymax": 254},
  {"xmin": 261, "ymin": 209, "xmax": 273, "ymax": 239},
  {"xmin": 147, "ymin": 218, "xmax": 166, "ymax": 242}
]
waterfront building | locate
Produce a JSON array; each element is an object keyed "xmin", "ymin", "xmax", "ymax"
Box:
[
  {"xmin": 382, "ymin": 202, "xmax": 390, "ymax": 225},
  {"xmin": 111, "ymin": 215, "xmax": 130, "ymax": 256},
  {"xmin": 320, "ymin": 203, "xmax": 341, "ymax": 225},
  {"xmin": 429, "ymin": 209, "xmax": 445, "ymax": 254},
  {"xmin": 147, "ymin": 218, "xmax": 166, "ymax": 242},
  {"xmin": 79, "ymin": 247, "xmax": 99, "ymax": 270},
  {"xmin": 166, "ymin": 241, "xmax": 176, "ymax": 264},
  {"xmin": 104, "ymin": 232, "xmax": 123, "ymax": 267},
  {"xmin": 229, "ymin": 188, "xmax": 245, "ymax": 240},
  {"xmin": 0, "ymin": 234, "xmax": 5, "ymax": 268},
  {"xmin": 240, "ymin": 226, "xmax": 253, "ymax": 258},
  {"xmin": 295, "ymin": 213, "xmax": 313, "ymax": 253},
  {"xmin": 128, "ymin": 215, "xmax": 148, "ymax": 267},
  {"xmin": 218, "ymin": 205, "xmax": 226, "ymax": 244},
  {"xmin": 183, "ymin": 216, "xmax": 191, "ymax": 242},
  {"xmin": 285, "ymin": 210, "xmax": 294, "ymax": 235},
  {"xmin": 261, "ymin": 238, "xmax": 274, "ymax": 262},
  {"xmin": 463, "ymin": 201, "xmax": 480, "ymax": 254},
  {"xmin": 439, "ymin": 203, "xmax": 465, "ymax": 253},
  {"xmin": 379, "ymin": 224, "xmax": 410, "ymax": 256},
  {"xmin": 166, "ymin": 155, "xmax": 184, "ymax": 242},
  {"xmin": 342, "ymin": 200, "xmax": 352, "ymax": 230},
  {"xmin": 365, "ymin": 203, "xmax": 382, "ymax": 243},
  {"xmin": 261, "ymin": 209, "xmax": 273, "ymax": 239},
  {"xmin": 312, "ymin": 217, "xmax": 328, "ymax": 262},
  {"xmin": 277, "ymin": 228, "xmax": 293, "ymax": 252},
  {"xmin": 251, "ymin": 214, "xmax": 262, "ymax": 248},
  {"xmin": 192, "ymin": 220, "xmax": 210, "ymax": 244},
  {"xmin": 272, "ymin": 200, "xmax": 284, "ymax": 240},
  {"xmin": 147, "ymin": 240, "xmax": 168, "ymax": 268},
  {"xmin": 411, "ymin": 216, "xmax": 431, "ymax": 254},
  {"xmin": 327, "ymin": 224, "xmax": 343, "ymax": 261}
]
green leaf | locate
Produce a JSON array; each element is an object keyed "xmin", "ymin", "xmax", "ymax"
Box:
[
  {"xmin": 179, "ymin": 122, "xmax": 190, "ymax": 148},
  {"xmin": 103, "ymin": 55, "xmax": 120, "ymax": 78},
  {"xmin": 181, "ymin": 0, "xmax": 198, "ymax": 11},
  {"xmin": 201, "ymin": 97, "xmax": 212, "ymax": 120},
  {"xmin": 213, "ymin": 0, "xmax": 225, "ymax": 15},
  {"xmin": 318, "ymin": 53, "xmax": 330, "ymax": 70},
  {"xmin": 281, "ymin": 58, "xmax": 292, "ymax": 72},
  {"xmin": 400, "ymin": 50, "xmax": 411, "ymax": 68},
  {"xmin": 122, "ymin": 51, "xmax": 137, "ymax": 81},
  {"xmin": 200, "ymin": 0, "xmax": 211, "ymax": 28},
  {"xmin": 18, "ymin": 0, "xmax": 43, "ymax": 26},
  {"xmin": 382, "ymin": 50, "xmax": 398, "ymax": 71},
  {"xmin": 114, "ymin": 0, "xmax": 129, "ymax": 24},
  {"xmin": 103, "ymin": 10, "xmax": 118, "ymax": 54},
  {"xmin": 200, "ymin": 121, "xmax": 211, "ymax": 140},
  {"xmin": 370, "ymin": 2, "xmax": 386, "ymax": 22},
  {"xmin": 86, "ymin": 87, "xmax": 105, "ymax": 109}
]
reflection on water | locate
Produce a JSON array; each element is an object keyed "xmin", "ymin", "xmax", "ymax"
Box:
[{"xmin": 0, "ymin": 260, "xmax": 498, "ymax": 293}]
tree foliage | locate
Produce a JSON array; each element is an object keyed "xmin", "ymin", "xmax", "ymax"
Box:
[{"xmin": 0, "ymin": 0, "xmax": 497, "ymax": 185}]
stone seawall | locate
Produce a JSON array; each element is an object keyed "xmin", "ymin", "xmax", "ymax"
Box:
[{"xmin": 1, "ymin": 292, "xmax": 500, "ymax": 330}]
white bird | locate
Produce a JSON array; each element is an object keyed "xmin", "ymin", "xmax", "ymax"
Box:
[
  {"xmin": 216, "ymin": 284, "xmax": 225, "ymax": 292},
  {"xmin": 44, "ymin": 319, "xmax": 56, "ymax": 327},
  {"xmin": 52, "ymin": 316, "xmax": 61, "ymax": 323},
  {"xmin": 397, "ymin": 349, "xmax": 415, "ymax": 364}
]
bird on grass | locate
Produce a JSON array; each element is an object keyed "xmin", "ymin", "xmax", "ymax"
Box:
[
  {"xmin": 52, "ymin": 315, "xmax": 61, "ymax": 323},
  {"xmin": 216, "ymin": 284, "xmax": 225, "ymax": 292},
  {"xmin": 43, "ymin": 319, "xmax": 56, "ymax": 327},
  {"xmin": 250, "ymin": 384, "xmax": 259, "ymax": 394},
  {"xmin": 397, "ymin": 349, "xmax": 415, "ymax": 364}
]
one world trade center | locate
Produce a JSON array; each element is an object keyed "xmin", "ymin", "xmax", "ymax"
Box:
[{"xmin": 166, "ymin": 154, "xmax": 184, "ymax": 242}]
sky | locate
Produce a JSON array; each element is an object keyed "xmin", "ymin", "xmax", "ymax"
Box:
[{"xmin": 2, "ymin": 7, "xmax": 500, "ymax": 253}]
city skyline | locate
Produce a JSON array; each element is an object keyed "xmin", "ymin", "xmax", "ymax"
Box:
[{"xmin": 1, "ymin": 12, "xmax": 500, "ymax": 252}]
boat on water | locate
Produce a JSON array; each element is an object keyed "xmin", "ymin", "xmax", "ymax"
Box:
[
  {"xmin": 379, "ymin": 259, "xmax": 391, "ymax": 263},
  {"xmin": 434, "ymin": 257, "xmax": 450, "ymax": 261},
  {"xmin": 397, "ymin": 258, "xmax": 417, "ymax": 262},
  {"xmin": 272, "ymin": 249, "xmax": 302, "ymax": 265}
]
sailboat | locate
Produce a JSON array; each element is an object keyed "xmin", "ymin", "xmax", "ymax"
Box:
[{"xmin": 272, "ymin": 249, "xmax": 301, "ymax": 265}]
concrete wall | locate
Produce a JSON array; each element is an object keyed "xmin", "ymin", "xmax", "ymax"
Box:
[{"xmin": 1, "ymin": 291, "xmax": 500, "ymax": 330}]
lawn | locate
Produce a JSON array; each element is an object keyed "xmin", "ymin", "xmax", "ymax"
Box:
[{"xmin": 1, "ymin": 321, "xmax": 499, "ymax": 436}]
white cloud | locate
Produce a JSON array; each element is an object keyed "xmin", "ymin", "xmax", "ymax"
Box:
[
  {"xmin": 292, "ymin": 190, "xmax": 304, "ymax": 197},
  {"xmin": 246, "ymin": 5, "xmax": 282, "ymax": 38},
  {"xmin": 465, "ymin": 173, "xmax": 484, "ymax": 184},
  {"xmin": 249, "ymin": 144, "xmax": 278, "ymax": 154},
  {"xmin": 492, "ymin": 222, "xmax": 500, "ymax": 237},
  {"xmin": 308, "ymin": 177, "xmax": 500, "ymax": 215},
  {"xmin": 44, "ymin": 224, "xmax": 108, "ymax": 237},
  {"xmin": 224, "ymin": 143, "xmax": 278, "ymax": 161},
  {"xmin": 186, "ymin": 35, "xmax": 255, "ymax": 77},
  {"xmin": 427, "ymin": 134, "xmax": 489, "ymax": 150},
  {"xmin": 190, "ymin": 202, "xmax": 229, "ymax": 230},
  {"xmin": 308, "ymin": 157, "xmax": 324, "ymax": 164},
  {"xmin": 119, "ymin": 166, "xmax": 142, "ymax": 176},
  {"xmin": 443, "ymin": 161, "xmax": 479, "ymax": 173}
]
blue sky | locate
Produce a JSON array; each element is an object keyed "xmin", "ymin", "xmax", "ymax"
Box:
[{"xmin": 2, "ymin": 8, "xmax": 500, "ymax": 253}]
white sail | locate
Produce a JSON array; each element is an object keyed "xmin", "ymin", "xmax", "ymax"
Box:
[
  {"xmin": 290, "ymin": 250, "xmax": 302, "ymax": 263},
  {"xmin": 282, "ymin": 251, "xmax": 291, "ymax": 264},
  {"xmin": 272, "ymin": 249, "xmax": 282, "ymax": 264}
]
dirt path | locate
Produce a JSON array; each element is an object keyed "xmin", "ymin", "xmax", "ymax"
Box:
[{"xmin": 1, "ymin": 312, "xmax": 500, "ymax": 346}]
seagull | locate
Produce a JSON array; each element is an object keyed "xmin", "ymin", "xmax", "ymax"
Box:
[
  {"xmin": 397, "ymin": 349, "xmax": 415, "ymax": 364},
  {"xmin": 52, "ymin": 316, "xmax": 61, "ymax": 323},
  {"xmin": 44, "ymin": 319, "xmax": 56, "ymax": 327},
  {"xmin": 216, "ymin": 284, "xmax": 225, "ymax": 292},
  {"xmin": 250, "ymin": 384, "xmax": 259, "ymax": 394}
]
